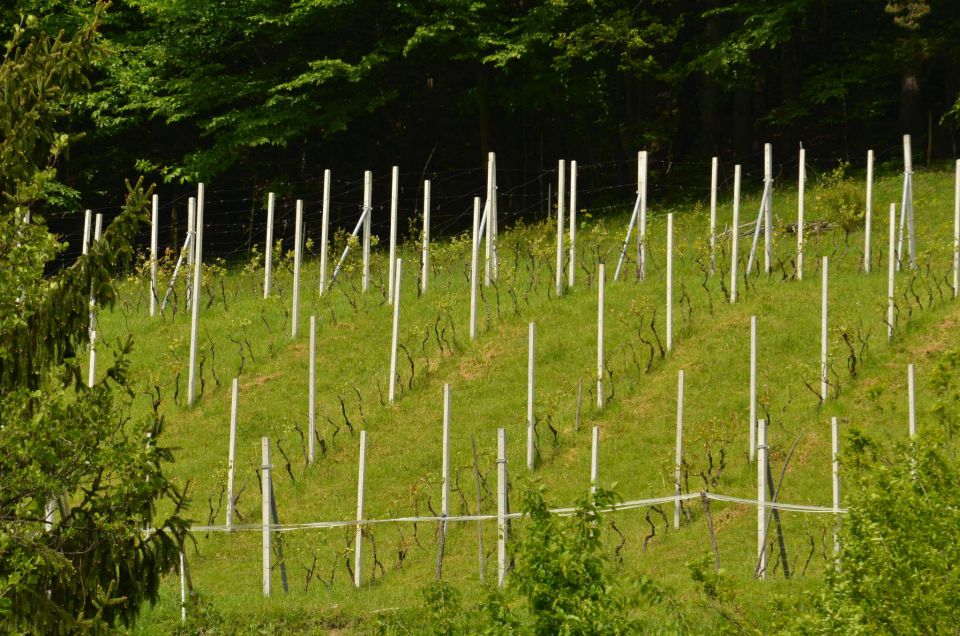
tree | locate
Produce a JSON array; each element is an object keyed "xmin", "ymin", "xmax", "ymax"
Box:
[{"xmin": 0, "ymin": 4, "xmax": 188, "ymax": 632}]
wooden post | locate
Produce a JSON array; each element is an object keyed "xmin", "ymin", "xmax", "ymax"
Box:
[
  {"xmin": 527, "ymin": 322, "xmax": 535, "ymax": 471},
  {"xmin": 730, "ymin": 165, "xmax": 741, "ymax": 303},
  {"xmin": 422, "ymin": 180, "xmax": 431, "ymax": 294},
  {"xmin": 82, "ymin": 209, "xmax": 91, "ymax": 256},
  {"xmin": 865, "ymin": 150, "xmax": 874, "ymax": 273},
  {"xmin": 264, "ymin": 192, "xmax": 274, "ymax": 298},
  {"xmin": 179, "ymin": 551, "xmax": 187, "ymax": 623},
  {"xmin": 187, "ymin": 184, "xmax": 204, "ymax": 406},
  {"xmin": 497, "ymin": 428, "xmax": 508, "ymax": 588},
  {"xmin": 185, "ymin": 197, "xmax": 196, "ymax": 309},
  {"xmin": 319, "ymin": 170, "xmax": 331, "ymax": 294},
  {"xmin": 87, "ymin": 213, "xmax": 103, "ymax": 388},
  {"xmin": 757, "ymin": 418, "xmax": 767, "ymax": 580},
  {"xmin": 674, "ymin": 369, "xmax": 684, "ymax": 530},
  {"xmin": 709, "ymin": 156, "xmax": 718, "ymax": 274},
  {"xmin": 261, "ymin": 437, "xmax": 272, "ymax": 597},
  {"xmin": 389, "ymin": 259, "xmax": 402, "ymax": 403},
  {"xmin": 953, "ymin": 159, "xmax": 959, "ymax": 297},
  {"xmin": 491, "ymin": 152, "xmax": 499, "ymax": 279},
  {"xmin": 590, "ymin": 425, "xmax": 599, "ymax": 494},
  {"xmin": 150, "ymin": 194, "xmax": 158, "ymax": 317},
  {"xmin": 470, "ymin": 197, "xmax": 480, "ymax": 340},
  {"xmin": 888, "ymin": 203, "xmax": 896, "ymax": 341},
  {"xmin": 797, "ymin": 148, "xmax": 805, "ymax": 280},
  {"xmin": 908, "ymin": 363, "xmax": 916, "ymax": 438},
  {"xmin": 442, "ymin": 384, "xmax": 451, "ymax": 535},
  {"xmin": 291, "ymin": 199, "xmax": 303, "ymax": 338},
  {"xmin": 831, "ymin": 416, "xmax": 840, "ymax": 555},
  {"xmin": 556, "ymin": 159, "xmax": 565, "ymax": 296},
  {"xmin": 470, "ymin": 434, "xmax": 485, "ymax": 583},
  {"xmin": 597, "ymin": 263, "xmax": 605, "ymax": 409},
  {"xmin": 389, "ymin": 166, "xmax": 399, "ymax": 304},
  {"xmin": 750, "ymin": 316, "xmax": 757, "ymax": 463},
  {"xmin": 905, "ymin": 135, "xmax": 916, "ymax": 270},
  {"xmin": 568, "ymin": 159, "xmax": 577, "ymax": 287},
  {"xmin": 308, "ymin": 316, "xmax": 316, "ymax": 463},
  {"xmin": 354, "ymin": 430, "xmax": 367, "ymax": 589},
  {"xmin": 666, "ymin": 213, "xmax": 674, "ymax": 352},
  {"xmin": 821, "ymin": 256, "xmax": 829, "ymax": 403},
  {"xmin": 362, "ymin": 171, "xmax": 372, "ymax": 293},
  {"xmin": 764, "ymin": 143, "xmax": 773, "ymax": 275},
  {"xmin": 638, "ymin": 150, "xmax": 648, "ymax": 281},
  {"xmin": 226, "ymin": 378, "xmax": 238, "ymax": 529},
  {"xmin": 486, "ymin": 154, "xmax": 494, "ymax": 287}
]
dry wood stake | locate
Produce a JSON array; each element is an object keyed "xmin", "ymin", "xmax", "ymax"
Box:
[
  {"xmin": 667, "ymin": 213, "xmax": 674, "ymax": 352},
  {"xmin": 497, "ymin": 428, "xmax": 508, "ymax": 588},
  {"xmin": 590, "ymin": 426, "xmax": 599, "ymax": 494},
  {"xmin": 319, "ymin": 170, "xmax": 331, "ymax": 294},
  {"xmin": 888, "ymin": 203, "xmax": 897, "ymax": 341},
  {"xmin": 756, "ymin": 418, "xmax": 768, "ymax": 580},
  {"xmin": 527, "ymin": 322, "xmax": 535, "ymax": 471},
  {"xmin": 908, "ymin": 363, "xmax": 916, "ymax": 438},
  {"xmin": 291, "ymin": 199, "xmax": 303, "ymax": 338},
  {"xmin": 470, "ymin": 197, "xmax": 480, "ymax": 340},
  {"xmin": 226, "ymin": 378, "xmax": 238, "ymax": 529},
  {"xmin": 261, "ymin": 437, "xmax": 272, "ymax": 597},
  {"xmin": 264, "ymin": 193, "xmax": 274, "ymax": 298},
  {"xmin": 797, "ymin": 148, "xmax": 805, "ymax": 280},
  {"xmin": 363, "ymin": 171, "xmax": 372, "ymax": 292},
  {"xmin": 354, "ymin": 431, "xmax": 367, "ymax": 589},
  {"xmin": 556, "ymin": 159, "xmax": 565, "ymax": 296},
  {"xmin": 750, "ymin": 316, "xmax": 757, "ymax": 463},
  {"xmin": 597, "ymin": 263, "xmax": 605, "ymax": 409},
  {"xmin": 568, "ymin": 160, "xmax": 578, "ymax": 287},
  {"xmin": 730, "ymin": 165, "xmax": 741, "ymax": 303},
  {"xmin": 389, "ymin": 259, "xmax": 402, "ymax": 403},
  {"xmin": 187, "ymin": 184, "xmax": 205, "ymax": 406},
  {"xmin": 308, "ymin": 316, "xmax": 316, "ymax": 463},
  {"xmin": 821, "ymin": 256, "xmax": 829, "ymax": 403},
  {"xmin": 710, "ymin": 156, "xmax": 718, "ymax": 274},
  {"xmin": 865, "ymin": 150, "xmax": 874, "ymax": 273},
  {"xmin": 150, "ymin": 194, "xmax": 158, "ymax": 317},
  {"xmin": 389, "ymin": 166, "xmax": 399, "ymax": 303},
  {"xmin": 674, "ymin": 369, "xmax": 684, "ymax": 530},
  {"xmin": 422, "ymin": 180, "xmax": 431, "ymax": 294}
]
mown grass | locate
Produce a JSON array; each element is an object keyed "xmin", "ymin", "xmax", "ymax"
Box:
[{"xmin": 88, "ymin": 163, "xmax": 960, "ymax": 633}]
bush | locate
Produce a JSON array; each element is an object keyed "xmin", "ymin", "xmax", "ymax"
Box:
[{"xmin": 812, "ymin": 163, "xmax": 866, "ymax": 235}]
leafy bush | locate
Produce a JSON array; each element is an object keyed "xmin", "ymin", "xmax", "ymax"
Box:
[{"xmin": 812, "ymin": 163, "xmax": 866, "ymax": 234}]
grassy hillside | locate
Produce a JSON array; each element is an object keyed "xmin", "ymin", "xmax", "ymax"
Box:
[{"xmin": 90, "ymin": 163, "xmax": 959, "ymax": 633}]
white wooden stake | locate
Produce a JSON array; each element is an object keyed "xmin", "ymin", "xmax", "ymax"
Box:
[
  {"xmin": 179, "ymin": 551, "xmax": 187, "ymax": 623},
  {"xmin": 354, "ymin": 430, "xmax": 367, "ymax": 589},
  {"xmin": 470, "ymin": 197, "xmax": 480, "ymax": 340},
  {"xmin": 674, "ymin": 369, "xmax": 684, "ymax": 530},
  {"xmin": 87, "ymin": 213, "xmax": 103, "ymax": 388},
  {"xmin": 556, "ymin": 159, "xmax": 565, "ymax": 296},
  {"xmin": 261, "ymin": 436, "xmax": 272, "ymax": 597},
  {"xmin": 319, "ymin": 170, "xmax": 331, "ymax": 294},
  {"xmin": 442, "ymin": 384, "xmax": 451, "ymax": 535},
  {"xmin": 821, "ymin": 256, "xmax": 829, "ymax": 403},
  {"xmin": 865, "ymin": 150, "xmax": 874, "ymax": 273},
  {"xmin": 362, "ymin": 171, "xmax": 372, "ymax": 293},
  {"xmin": 308, "ymin": 316, "xmax": 316, "ymax": 463},
  {"xmin": 497, "ymin": 428, "xmax": 507, "ymax": 588},
  {"xmin": 82, "ymin": 209, "xmax": 91, "ymax": 256},
  {"xmin": 185, "ymin": 197, "xmax": 196, "ymax": 310},
  {"xmin": 389, "ymin": 259, "xmax": 402, "ymax": 403},
  {"xmin": 797, "ymin": 148, "xmax": 805, "ymax": 280},
  {"xmin": 953, "ymin": 159, "xmax": 959, "ymax": 297},
  {"xmin": 187, "ymin": 184, "xmax": 204, "ymax": 406},
  {"xmin": 908, "ymin": 363, "xmax": 916, "ymax": 438},
  {"xmin": 831, "ymin": 416, "xmax": 840, "ymax": 555},
  {"xmin": 750, "ymin": 316, "xmax": 757, "ymax": 463},
  {"xmin": 638, "ymin": 150, "xmax": 648, "ymax": 281},
  {"xmin": 597, "ymin": 263, "xmax": 605, "ymax": 409},
  {"xmin": 568, "ymin": 160, "xmax": 577, "ymax": 287},
  {"xmin": 709, "ymin": 156, "xmax": 718, "ymax": 274},
  {"xmin": 757, "ymin": 418, "xmax": 768, "ymax": 580},
  {"xmin": 590, "ymin": 425, "xmax": 599, "ymax": 494},
  {"xmin": 264, "ymin": 193, "xmax": 274, "ymax": 298},
  {"xmin": 888, "ymin": 203, "xmax": 897, "ymax": 341},
  {"xmin": 492, "ymin": 153, "xmax": 499, "ymax": 279},
  {"xmin": 291, "ymin": 199, "xmax": 303, "ymax": 338},
  {"xmin": 527, "ymin": 322, "xmax": 535, "ymax": 471},
  {"xmin": 422, "ymin": 180, "xmax": 431, "ymax": 294},
  {"xmin": 764, "ymin": 143, "xmax": 773, "ymax": 275},
  {"xmin": 905, "ymin": 135, "xmax": 916, "ymax": 270},
  {"xmin": 730, "ymin": 165, "xmax": 741, "ymax": 303},
  {"xmin": 226, "ymin": 378, "xmax": 238, "ymax": 529},
  {"xmin": 150, "ymin": 194, "xmax": 158, "ymax": 317},
  {"xmin": 388, "ymin": 166, "xmax": 399, "ymax": 304},
  {"xmin": 666, "ymin": 213, "xmax": 674, "ymax": 352},
  {"xmin": 486, "ymin": 154, "xmax": 494, "ymax": 286}
]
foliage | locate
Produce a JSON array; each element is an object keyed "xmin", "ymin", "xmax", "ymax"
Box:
[
  {"xmin": 812, "ymin": 163, "xmax": 866, "ymax": 235},
  {"xmin": 0, "ymin": 3, "xmax": 188, "ymax": 632}
]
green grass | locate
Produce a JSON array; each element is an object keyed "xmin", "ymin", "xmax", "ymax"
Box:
[{"xmin": 90, "ymin": 165, "xmax": 960, "ymax": 633}]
